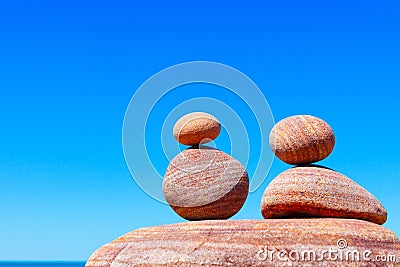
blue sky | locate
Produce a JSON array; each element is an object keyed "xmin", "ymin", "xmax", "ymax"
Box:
[{"xmin": 0, "ymin": 0, "xmax": 399, "ymax": 261}]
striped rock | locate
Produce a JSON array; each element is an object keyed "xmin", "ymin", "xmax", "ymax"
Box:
[
  {"xmin": 261, "ymin": 166, "xmax": 387, "ymax": 225},
  {"xmin": 173, "ymin": 112, "xmax": 221, "ymax": 146},
  {"xmin": 270, "ymin": 115, "xmax": 335, "ymax": 165},
  {"xmin": 162, "ymin": 146, "xmax": 249, "ymax": 220},
  {"xmin": 86, "ymin": 219, "xmax": 400, "ymax": 266}
]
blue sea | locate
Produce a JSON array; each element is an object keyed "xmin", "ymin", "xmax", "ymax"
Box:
[{"xmin": 0, "ymin": 262, "xmax": 85, "ymax": 267}]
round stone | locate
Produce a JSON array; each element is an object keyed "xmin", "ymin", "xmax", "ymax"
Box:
[
  {"xmin": 162, "ymin": 146, "xmax": 249, "ymax": 220},
  {"xmin": 261, "ymin": 165, "xmax": 387, "ymax": 225},
  {"xmin": 173, "ymin": 112, "xmax": 221, "ymax": 146},
  {"xmin": 270, "ymin": 115, "xmax": 335, "ymax": 165}
]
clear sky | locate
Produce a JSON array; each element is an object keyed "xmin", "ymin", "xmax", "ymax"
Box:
[{"xmin": 0, "ymin": 0, "xmax": 399, "ymax": 261}]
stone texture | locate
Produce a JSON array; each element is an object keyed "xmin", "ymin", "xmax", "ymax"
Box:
[
  {"xmin": 86, "ymin": 219, "xmax": 400, "ymax": 267},
  {"xmin": 270, "ymin": 115, "xmax": 335, "ymax": 165},
  {"xmin": 261, "ymin": 165, "xmax": 387, "ymax": 225},
  {"xmin": 173, "ymin": 112, "xmax": 221, "ymax": 146},
  {"xmin": 162, "ymin": 146, "xmax": 249, "ymax": 220}
]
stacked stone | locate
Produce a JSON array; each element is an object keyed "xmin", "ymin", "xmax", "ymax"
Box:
[
  {"xmin": 162, "ymin": 112, "xmax": 249, "ymax": 221},
  {"xmin": 86, "ymin": 114, "xmax": 400, "ymax": 267},
  {"xmin": 261, "ymin": 115, "xmax": 387, "ymax": 225}
]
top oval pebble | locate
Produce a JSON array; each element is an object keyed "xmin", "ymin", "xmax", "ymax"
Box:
[
  {"xmin": 270, "ymin": 115, "xmax": 335, "ymax": 165},
  {"xmin": 173, "ymin": 112, "xmax": 221, "ymax": 146}
]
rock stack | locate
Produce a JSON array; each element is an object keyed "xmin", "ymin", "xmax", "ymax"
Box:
[
  {"xmin": 86, "ymin": 113, "xmax": 399, "ymax": 267},
  {"xmin": 261, "ymin": 115, "xmax": 387, "ymax": 225},
  {"xmin": 163, "ymin": 112, "xmax": 249, "ymax": 220}
]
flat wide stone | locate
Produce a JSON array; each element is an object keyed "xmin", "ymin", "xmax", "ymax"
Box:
[{"xmin": 86, "ymin": 219, "xmax": 399, "ymax": 266}]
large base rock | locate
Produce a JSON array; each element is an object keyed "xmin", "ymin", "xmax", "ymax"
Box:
[{"xmin": 86, "ymin": 219, "xmax": 400, "ymax": 266}]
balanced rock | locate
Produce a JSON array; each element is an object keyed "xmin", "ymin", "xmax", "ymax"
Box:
[
  {"xmin": 86, "ymin": 219, "xmax": 400, "ymax": 266},
  {"xmin": 162, "ymin": 146, "xmax": 249, "ymax": 220},
  {"xmin": 173, "ymin": 112, "xmax": 221, "ymax": 146},
  {"xmin": 261, "ymin": 165, "xmax": 387, "ymax": 225},
  {"xmin": 270, "ymin": 115, "xmax": 335, "ymax": 165}
]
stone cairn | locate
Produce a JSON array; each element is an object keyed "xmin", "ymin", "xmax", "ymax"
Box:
[
  {"xmin": 86, "ymin": 113, "xmax": 399, "ymax": 267},
  {"xmin": 262, "ymin": 115, "xmax": 387, "ymax": 225},
  {"xmin": 163, "ymin": 112, "xmax": 249, "ymax": 220}
]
